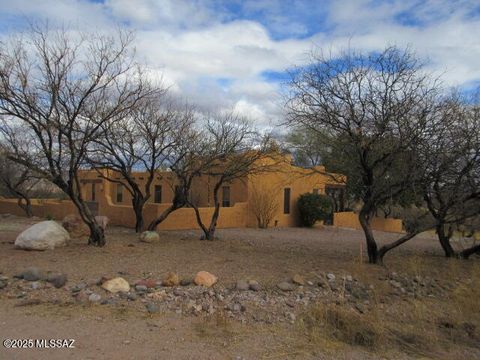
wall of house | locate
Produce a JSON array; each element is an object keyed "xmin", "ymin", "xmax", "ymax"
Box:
[
  {"xmin": 246, "ymin": 159, "xmax": 346, "ymax": 228},
  {"xmin": 0, "ymin": 199, "xmax": 78, "ymax": 219},
  {"xmin": 333, "ymin": 211, "xmax": 404, "ymax": 233}
]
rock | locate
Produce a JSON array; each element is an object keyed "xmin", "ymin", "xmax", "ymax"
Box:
[
  {"xmin": 135, "ymin": 279, "xmax": 157, "ymax": 288},
  {"xmin": 236, "ymin": 280, "xmax": 249, "ymax": 291},
  {"xmin": 31, "ymin": 281, "xmax": 41, "ymax": 289},
  {"xmin": 47, "ymin": 274, "xmax": 68, "ymax": 288},
  {"xmin": 326, "ymin": 273, "xmax": 336, "ymax": 281},
  {"xmin": 127, "ymin": 293, "xmax": 138, "ymax": 301},
  {"xmin": 94, "ymin": 216, "xmax": 109, "ymax": 232},
  {"xmin": 71, "ymin": 283, "xmax": 87, "ymax": 293},
  {"xmin": 0, "ymin": 281, "xmax": 7, "ymax": 289},
  {"xmin": 135, "ymin": 285, "xmax": 147, "ymax": 292},
  {"xmin": 277, "ymin": 282, "xmax": 295, "ymax": 291},
  {"xmin": 89, "ymin": 293, "xmax": 102, "ymax": 303},
  {"xmin": 354, "ymin": 303, "xmax": 365, "ymax": 314},
  {"xmin": 146, "ymin": 302, "xmax": 160, "ymax": 314},
  {"xmin": 390, "ymin": 280, "xmax": 402, "ymax": 288},
  {"xmin": 292, "ymin": 274, "xmax": 305, "ymax": 286},
  {"xmin": 15, "ymin": 221, "xmax": 70, "ymax": 251},
  {"xmin": 307, "ymin": 281, "xmax": 314, "ymax": 286},
  {"xmin": 21, "ymin": 267, "xmax": 45, "ymax": 281},
  {"xmin": 180, "ymin": 278, "xmax": 193, "ymax": 286},
  {"xmin": 194, "ymin": 271, "xmax": 218, "ymax": 287},
  {"xmin": 248, "ymin": 280, "xmax": 261, "ymax": 291},
  {"xmin": 139, "ymin": 231, "xmax": 160, "ymax": 243},
  {"xmin": 62, "ymin": 214, "xmax": 89, "ymax": 237},
  {"xmin": 162, "ymin": 272, "xmax": 180, "ymax": 287},
  {"xmin": 285, "ymin": 299, "xmax": 295, "ymax": 307},
  {"xmin": 345, "ymin": 275, "xmax": 353, "ymax": 282},
  {"xmin": 101, "ymin": 277, "xmax": 130, "ymax": 293},
  {"xmin": 286, "ymin": 312, "xmax": 296, "ymax": 323}
]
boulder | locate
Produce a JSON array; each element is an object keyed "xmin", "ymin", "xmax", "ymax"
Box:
[
  {"xmin": 162, "ymin": 272, "xmax": 180, "ymax": 287},
  {"xmin": 292, "ymin": 274, "xmax": 305, "ymax": 286},
  {"xmin": 101, "ymin": 277, "xmax": 130, "ymax": 293},
  {"xmin": 62, "ymin": 214, "xmax": 89, "ymax": 237},
  {"xmin": 88, "ymin": 293, "xmax": 102, "ymax": 303},
  {"xmin": 236, "ymin": 280, "xmax": 249, "ymax": 291},
  {"xmin": 15, "ymin": 221, "xmax": 70, "ymax": 251},
  {"xmin": 47, "ymin": 273, "xmax": 68, "ymax": 288},
  {"xmin": 248, "ymin": 280, "xmax": 261, "ymax": 291},
  {"xmin": 20, "ymin": 267, "xmax": 45, "ymax": 281},
  {"xmin": 135, "ymin": 279, "xmax": 157, "ymax": 288},
  {"xmin": 277, "ymin": 281, "xmax": 295, "ymax": 291},
  {"xmin": 94, "ymin": 216, "xmax": 109, "ymax": 232},
  {"xmin": 194, "ymin": 271, "xmax": 218, "ymax": 287},
  {"xmin": 139, "ymin": 231, "xmax": 160, "ymax": 243}
]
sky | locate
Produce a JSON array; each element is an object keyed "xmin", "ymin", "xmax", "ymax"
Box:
[{"xmin": 0, "ymin": 0, "xmax": 479, "ymax": 128}]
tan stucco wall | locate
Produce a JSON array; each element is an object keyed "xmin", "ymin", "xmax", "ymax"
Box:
[{"xmin": 333, "ymin": 211, "xmax": 404, "ymax": 233}]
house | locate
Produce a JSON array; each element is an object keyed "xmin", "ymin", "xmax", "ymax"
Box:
[{"xmin": 77, "ymin": 153, "xmax": 346, "ymax": 230}]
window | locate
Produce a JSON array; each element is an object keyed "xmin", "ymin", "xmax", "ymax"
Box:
[
  {"xmin": 116, "ymin": 184, "xmax": 123, "ymax": 203},
  {"xmin": 313, "ymin": 188, "xmax": 319, "ymax": 195},
  {"xmin": 283, "ymin": 188, "xmax": 291, "ymax": 214},
  {"xmin": 91, "ymin": 183, "xmax": 96, "ymax": 202},
  {"xmin": 222, "ymin": 186, "xmax": 231, "ymax": 207},
  {"xmin": 154, "ymin": 185, "xmax": 162, "ymax": 203}
]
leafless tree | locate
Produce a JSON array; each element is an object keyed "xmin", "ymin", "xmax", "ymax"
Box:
[
  {"xmin": 145, "ymin": 119, "xmax": 206, "ymax": 231},
  {"xmin": 0, "ymin": 24, "xmax": 155, "ymax": 246},
  {"xmin": 0, "ymin": 148, "xmax": 40, "ymax": 217},
  {"xmin": 187, "ymin": 113, "xmax": 276, "ymax": 240},
  {"xmin": 419, "ymin": 93, "xmax": 480, "ymax": 258},
  {"xmin": 87, "ymin": 95, "xmax": 195, "ymax": 232},
  {"xmin": 286, "ymin": 46, "xmax": 440, "ymax": 264}
]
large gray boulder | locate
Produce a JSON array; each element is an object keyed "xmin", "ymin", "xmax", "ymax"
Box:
[{"xmin": 15, "ymin": 221, "xmax": 70, "ymax": 251}]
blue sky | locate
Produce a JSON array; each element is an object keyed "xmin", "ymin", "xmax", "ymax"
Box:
[{"xmin": 1, "ymin": 0, "xmax": 479, "ymax": 126}]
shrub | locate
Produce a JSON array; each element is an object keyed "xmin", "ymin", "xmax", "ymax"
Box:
[{"xmin": 297, "ymin": 193, "xmax": 332, "ymax": 227}]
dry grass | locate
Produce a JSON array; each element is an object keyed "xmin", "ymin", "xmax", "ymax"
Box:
[{"xmin": 297, "ymin": 261, "xmax": 480, "ymax": 359}]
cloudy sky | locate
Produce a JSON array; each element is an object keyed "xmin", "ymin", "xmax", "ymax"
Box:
[{"xmin": 1, "ymin": 0, "xmax": 479, "ymax": 127}]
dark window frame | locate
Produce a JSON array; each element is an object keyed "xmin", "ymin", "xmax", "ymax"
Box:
[
  {"xmin": 116, "ymin": 183, "xmax": 123, "ymax": 203},
  {"xmin": 222, "ymin": 186, "xmax": 231, "ymax": 207},
  {"xmin": 283, "ymin": 188, "xmax": 291, "ymax": 214},
  {"xmin": 154, "ymin": 185, "xmax": 162, "ymax": 204}
]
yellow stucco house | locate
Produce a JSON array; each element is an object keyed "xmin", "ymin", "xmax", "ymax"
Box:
[{"xmin": 76, "ymin": 154, "xmax": 347, "ymax": 230}]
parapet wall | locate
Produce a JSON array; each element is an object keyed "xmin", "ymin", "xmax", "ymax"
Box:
[{"xmin": 333, "ymin": 211, "xmax": 404, "ymax": 233}]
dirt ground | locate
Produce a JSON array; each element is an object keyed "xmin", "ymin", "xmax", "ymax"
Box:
[{"xmin": 0, "ymin": 215, "xmax": 479, "ymax": 360}]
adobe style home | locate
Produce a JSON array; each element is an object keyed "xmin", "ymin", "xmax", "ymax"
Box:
[
  {"xmin": 77, "ymin": 153, "xmax": 347, "ymax": 230},
  {"xmin": 0, "ymin": 153, "xmax": 403, "ymax": 232}
]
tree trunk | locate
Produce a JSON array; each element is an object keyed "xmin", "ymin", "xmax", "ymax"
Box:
[
  {"xmin": 87, "ymin": 221, "xmax": 106, "ymax": 246},
  {"xmin": 460, "ymin": 244, "xmax": 480, "ymax": 259},
  {"xmin": 436, "ymin": 224, "xmax": 456, "ymax": 257},
  {"xmin": 205, "ymin": 203, "xmax": 220, "ymax": 240},
  {"xmin": 358, "ymin": 209, "xmax": 379, "ymax": 264},
  {"xmin": 17, "ymin": 197, "xmax": 33, "ymax": 217},
  {"xmin": 147, "ymin": 204, "xmax": 178, "ymax": 231},
  {"xmin": 132, "ymin": 195, "xmax": 145, "ymax": 233}
]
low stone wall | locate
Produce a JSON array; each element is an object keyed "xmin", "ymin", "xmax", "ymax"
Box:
[{"xmin": 333, "ymin": 211, "xmax": 403, "ymax": 233}]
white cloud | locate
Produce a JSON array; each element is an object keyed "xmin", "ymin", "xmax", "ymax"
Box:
[{"xmin": 0, "ymin": 0, "xmax": 479, "ymax": 129}]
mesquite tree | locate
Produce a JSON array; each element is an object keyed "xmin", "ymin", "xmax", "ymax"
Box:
[
  {"xmin": 88, "ymin": 96, "xmax": 195, "ymax": 232},
  {"xmin": 286, "ymin": 46, "xmax": 440, "ymax": 264},
  {"xmin": 188, "ymin": 113, "xmax": 274, "ymax": 240},
  {"xmin": 419, "ymin": 93, "xmax": 480, "ymax": 258},
  {"xmin": 0, "ymin": 149, "xmax": 40, "ymax": 217},
  {"xmin": 0, "ymin": 25, "xmax": 154, "ymax": 246}
]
